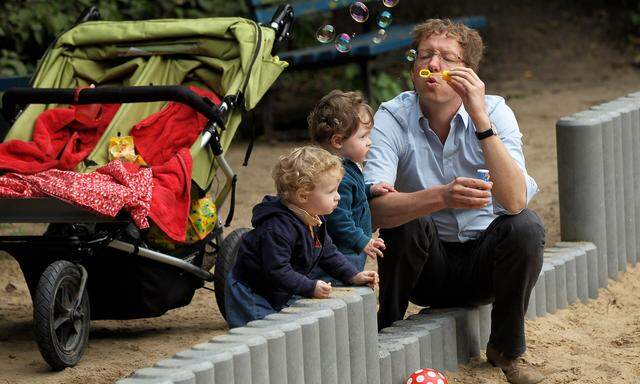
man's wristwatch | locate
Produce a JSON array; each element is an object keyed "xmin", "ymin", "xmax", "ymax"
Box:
[{"xmin": 475, "ymin": 122, "xmax": 498, "ymax": 141}]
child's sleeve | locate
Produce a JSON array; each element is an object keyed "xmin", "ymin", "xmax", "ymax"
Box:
[
  {"xmin": 260, "ymin": 231, "xmax": 317, "ymax": 297},
  {"xmin": 364, "ymin": 183, "xmax": 374, "ymax": 200},
  {"xmin": 326, "ymin": 179, "xmax": 370, "ymax": 253},
  {"xmin": 318, "ymin": 233, "xmax": 360, "ymax": 284}
]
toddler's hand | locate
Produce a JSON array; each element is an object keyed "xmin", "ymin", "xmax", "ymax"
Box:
[
  {"xmin": 313, "ymin": 280, "xmax": 332, "ymax": 298},
  {"xmin": 363, "ymin": 237, "xmax": 385, "ymax": 260},
  {"xmin": 370, "ymin": 182, "xmax": 396, "ymax": 197},
  {"xmin": 350, "ymin": 271, "xmax": 379, "ymax": 290}
]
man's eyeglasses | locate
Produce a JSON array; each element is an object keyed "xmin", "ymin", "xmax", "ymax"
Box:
[{"xmin": 416, "ymin": 49, "xmax": 464, "ymax": 66}]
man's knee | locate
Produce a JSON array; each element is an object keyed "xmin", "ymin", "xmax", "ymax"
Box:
[
  {"xmin": 494, "ymin": 209, "xmax": 545, "ymax": 259},
  {"xmin": 379, "ymin": 216, "xmax": 437, "ymax": 264}
]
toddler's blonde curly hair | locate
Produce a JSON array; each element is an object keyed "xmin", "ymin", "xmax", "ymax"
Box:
[{"xmin": 272, "ymin": 146, "xmax": 343, "ymax": 201}]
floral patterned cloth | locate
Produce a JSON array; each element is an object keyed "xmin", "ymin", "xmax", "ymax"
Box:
[{"xmin": 0, "ymin": 160, "xmax": 153, "ymax": 228}]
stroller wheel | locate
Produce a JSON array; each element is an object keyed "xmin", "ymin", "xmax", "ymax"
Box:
[
  {"xmin": 34, "ymin": 260, "xmax": 90, "ymax": 371},
  {"xmin": 213, "ymin": 228, "xmax": 250, "ymax": 321}
]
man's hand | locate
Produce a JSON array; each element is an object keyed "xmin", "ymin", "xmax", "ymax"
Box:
[
  {"xmin": 370, "ymin": 182, "xmax": 396, "ymax": 197},
  {"xmin": 313, "ymin": 280, "xmax": 332, "ymax": 298},
  {"xmin": 447, "ymin": 67, "xmax": 490, "ymax": 128},
  {"xmin": 350, "ymin": 271, "xmax": 379, "ymax": 290},
  {"xmin": 363, "ymin": 237, "xmax": 386, "ymax": 260},
  {"xmin": 443, "ymin": 177, "xmax": 492, "ymax": 209}
]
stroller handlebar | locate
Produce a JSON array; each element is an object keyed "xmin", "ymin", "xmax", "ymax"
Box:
[{"xmin": 1, "ymin": 85, "xmax": 226, "ymax": 129}]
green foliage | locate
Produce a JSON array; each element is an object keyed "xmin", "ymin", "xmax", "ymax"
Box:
[
  {"xmin": 371, "ymin": 71, "xmax": 412, "ymax": 107},
  {"xmin": 0, "ymin": 0, "xmax": 247, "ymax": 76}
]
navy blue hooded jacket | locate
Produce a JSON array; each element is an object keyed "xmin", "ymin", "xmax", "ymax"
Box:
[{"xmin": 232, "ymin": 196, "xmax": 359, "ymax": 310}]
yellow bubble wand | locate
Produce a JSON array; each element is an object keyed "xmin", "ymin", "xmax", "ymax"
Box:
[{"xmin": 418, "ymin": 69, "xmax": 451, "ymax": 81}]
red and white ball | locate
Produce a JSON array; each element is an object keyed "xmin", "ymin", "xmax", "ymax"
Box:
[{"xmin": 406, "ymin": 368, "xmax": 448, "ymax": 384}]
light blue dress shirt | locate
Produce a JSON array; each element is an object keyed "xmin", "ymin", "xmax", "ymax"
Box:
[{"xmin": 363, "ymin": 91, "xmax": 539, "ymax": 242}]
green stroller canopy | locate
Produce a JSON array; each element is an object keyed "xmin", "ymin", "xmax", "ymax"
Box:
[{"xmin": 4, "ymin": 16, "xmax": 288, "ymax": 190}]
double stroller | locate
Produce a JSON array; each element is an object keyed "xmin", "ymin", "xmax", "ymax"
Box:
[{"xmin": 0, "ymin": 5, "xmax": 293, "ymax": 370}]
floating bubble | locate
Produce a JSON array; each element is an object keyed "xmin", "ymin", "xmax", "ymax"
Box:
[
  {"xmin": 335, "ymin": 33, "xmax": 352, "ymax": 53},
  {"xmin": 377, "ymin": 10, "xmax": 392, "ymax": 28},
  {"xmin": 405, "ymin": 48, "xmax": 416, "ymax": 62},
  {"xmin": 383, "ymin": 0, "xmax": 399, "ymax": 7},
  {"xmin": 349, "ymin": 2, "xmax": 369, "ymax": 23},
  {"xmin": 316, "ymin": 24, "xmax": 336, "ymax": 43},
  {"xmin": 372, "ymin": 29, "xmax": 387, "ymax": 44}
]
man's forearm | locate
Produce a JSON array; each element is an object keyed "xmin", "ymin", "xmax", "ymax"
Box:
[
  {"xmin": 370, "ymin": 186, "xmax": 447, "ymax": 229},
  {"xmin": 480, "ymin": 135, "xmax": 526, "ymax": 213}
]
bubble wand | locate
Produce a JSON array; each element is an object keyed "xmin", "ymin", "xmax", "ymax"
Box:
[{"xmin": 418, "ymin": 68, "xmax": 451, "ymax": 81}]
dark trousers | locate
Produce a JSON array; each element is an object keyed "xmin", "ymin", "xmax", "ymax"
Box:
[{"xmin": 378, "ymin": 209, "xmax": 545, "ymax": 357}]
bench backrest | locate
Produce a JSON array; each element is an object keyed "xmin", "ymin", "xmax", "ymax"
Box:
[{"xmin": 246, "ymin": 0, "xmax": 374, "ymax": 24}]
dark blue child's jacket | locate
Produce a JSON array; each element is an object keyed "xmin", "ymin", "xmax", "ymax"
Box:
[
  {"xmin": 326, "ymin": 159, "xmax": 373, "ymax": 257},
  {"xmin": 232, "ymin": 196, "xmax": 359, "ymax": 311}
]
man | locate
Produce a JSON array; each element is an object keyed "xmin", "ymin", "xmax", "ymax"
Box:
[{"xmin": 364, "ymin": 19, "xmax": 545, "ymax": 384}]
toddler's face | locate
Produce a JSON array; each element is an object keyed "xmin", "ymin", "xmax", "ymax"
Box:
[
  {"xmin": 301, "ymin": 171, "xmax": 342, "ymax": 216},
  {"xmin": 339, "ymin": 110, "xmax": 372, "ymax": 163}
]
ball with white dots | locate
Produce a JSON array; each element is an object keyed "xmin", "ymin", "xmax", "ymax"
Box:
[{"xmin": 406, "ymin": 368, "xmax": 448, "ymax": 384}]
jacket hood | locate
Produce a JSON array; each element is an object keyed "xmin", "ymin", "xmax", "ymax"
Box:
[{"xmin": 251, "ymin": 195, "xmax": 297, "ymax": 227}]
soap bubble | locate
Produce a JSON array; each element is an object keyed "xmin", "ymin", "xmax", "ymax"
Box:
[
  {"xmin": 335, "ymin": 33, "xmax": 352, "ymax": 53},
  {"xmin": 405, "ymin": 48, "xmax": 416, "ymax": 62},
  {"xmin": 372, "ymin": 29, "xmax": 387, "ymax": 44},
  {"xmin": 349, "ymin": 2, "xmax": 369, "ymax": 23},
  {"xmin": 377, "ymin": 10, "xmax": 392, "ymax": 28},
  {"xmin": 316, "ymin": 24, "xmax": 336, "ymax": 43},
  {"xmin": 383, "ymin": 0, "xmax": 399, "ymax": 7}
]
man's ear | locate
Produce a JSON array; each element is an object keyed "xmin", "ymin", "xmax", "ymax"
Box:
[{"xmin": 329, "ymin": 134, "xmax": 343, "ymax": 149}]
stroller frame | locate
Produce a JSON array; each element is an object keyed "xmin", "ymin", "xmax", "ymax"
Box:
[{"xmin": 0, "ymin": 4, "xmax": 294, "ymax": 371}]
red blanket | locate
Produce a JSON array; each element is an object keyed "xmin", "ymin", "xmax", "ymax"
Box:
[{"xmin": 0, "ymin": 86, "xmax": 221, "ymax": 242}]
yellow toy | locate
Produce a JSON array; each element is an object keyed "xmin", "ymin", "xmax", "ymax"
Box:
[{"xmin": 419, "ymin": 69, "xmax": 451, "ymax": 81}]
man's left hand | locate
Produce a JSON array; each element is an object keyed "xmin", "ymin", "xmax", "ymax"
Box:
[{"xmin": 447, "ymin": 67, "xmax": 490, "ymax": 129}]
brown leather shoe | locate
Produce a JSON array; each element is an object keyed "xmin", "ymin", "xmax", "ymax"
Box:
[{"xmin": 486, "ymin": 346, "xmax": 545, "ymax": 384}]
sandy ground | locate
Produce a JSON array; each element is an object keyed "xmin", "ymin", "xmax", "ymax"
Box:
[{"xmin": 4, "ymin": 6, "xmax": 640, "ymax": 382}]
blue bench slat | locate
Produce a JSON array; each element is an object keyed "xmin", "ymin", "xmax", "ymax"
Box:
[
  {"xmin": 280, "ymin": 16, "xmax": 486, "ymax": 66},
  {"xmin": 0, "ymin": 76, "xmax": 30, "ymax": 92},
  {"xmin": 253, "ymin": 0, "xmax": 373, "ymax": 24}
]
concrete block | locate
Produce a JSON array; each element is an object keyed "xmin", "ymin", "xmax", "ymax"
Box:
[
  {"xmin": 248, "ymin": 319, "xmax": 305, "ymax": 384},
  {"xmin": 545, "ymin": 248, "xmax": 578, "ymax": 305},
  {"xmin": 418, "ymin": 307, "xmax": 481, "ymax": 363},
  {"xmin": 407, "ymin": 314, "xmax": 457, "ymax": 371},
  {"xmin": 555, "ymin": 241, "xmax": 599, "ymax": 299},
  {"xmin": 266, "ymin": 312, "xmax": 321, "ymax": 384},
  {"xmin": 393, "ymin": 320, "xmax": 444, "ymax": 372},
  {"xmin": 329, "ymin": 289, "xmax": 366, "ymax": 384},
  {"xmin": 378, "ymin": 332, "xmax": 420, "ymax": 373},
  {"xmin": 173, "ymin": 349, "xmax": 234, "ymax": 384},
  {"xmin": 348, "ymin": 287, "xmax": 381, "ymax": 384},
  {"xmin": 229, "ymin": 327, "xmax": 286, "ymax": 384},
  {"xmin": 542, "ymin": 263, "xmax": 557, "ymax": 314},
  {"xmin": 154, "ymin": 358, "xmax": 214, "ymax": 384},
  {"xmin": 211, "ymin": 334, "xmax": 269, "ymax": 384},
  {"xmin": 282, "ymin": 306, "xmax": 338, "ymax": 384},
  {"xmin": 380, "ymin": 326, "xmax": 432, "ymax": 370},
  {"xmin": 534, "ymin": 270, "xmax": 547, "ymax": 317},
  {"xmin": 294, "ymin": 298, "xmax": 350, "ymax": 384},
  {"xmin": 378, "ymin": 347, "xmax": 392, "ymax": 384},
  {"xmin": 131, "ymin": 367, "xmax": 195, "ymax": 384},
  {"xmin": 117, "ymin": 379, "xmax": 173, "ymax": 384},
  {"xmin": 526, "ymin": 287, "xmax": 537, "ymax": 320},
  {"xmin": 544, "ymin": 253, "xmax": 568, "ymax": 310},
  {"xmin": 191, "ymin": 342, "xmax": 251, "ymax": 384},
  {"xmin": 378, "ymin": 341, "xmax": 406, "ymax": 384},
  {"xmin": 477, "ymin": 304, "xmax": 492, "ymax": 349}
]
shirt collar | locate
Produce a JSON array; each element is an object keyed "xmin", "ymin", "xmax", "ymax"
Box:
[
  {"xmin": 283, "ymin": 201, "xmax": 323, "ymax": 227},
  {"xmin": 414, "ymin": 93, "xmax": 471, "ymax": 131}
]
